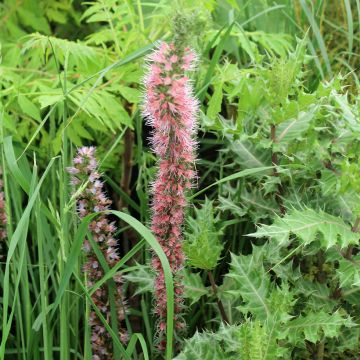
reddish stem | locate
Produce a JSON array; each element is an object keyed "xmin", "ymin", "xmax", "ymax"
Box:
[{"xmin": 207, "ymin": 271, "xmax": 229, "ymax": 324}]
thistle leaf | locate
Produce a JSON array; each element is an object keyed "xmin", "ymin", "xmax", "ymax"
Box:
[
  {"xmin": 225, "ymin": 248, "xmax": 271, "ymax": 320},
  {"xmin": 184, "ymin": 198, "xmax": 223, "ymax": 270},
  {"xmin": 286, "ymin": 311, "xmax": 355, "ymax": 345},
  {"xmin": 248, "ymin": 208, "xmax": 358, "ymax": 249},
  {"xmin": 182, "ymin": 270, "xmax": 208, "ymax": 306},
  {"xmin": 174, "ymin": 331, "xmax": 231, "ymax": 360},
  {"xmin": 122, "ymin": 264, "xmax": 154, "ymax": 296},
  {"xmin": 336, "ymin": 257, "xmax": 360, "ymax": 288}
]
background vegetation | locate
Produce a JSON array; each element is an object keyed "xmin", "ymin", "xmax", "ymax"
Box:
[{"xmin": 1, "ymin": 0, "xmax": 360, "ymax": 359}]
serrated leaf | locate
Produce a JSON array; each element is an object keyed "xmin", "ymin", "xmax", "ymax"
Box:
[
  {"xmin": 218, "ymin": 195, "xmax": 247, "ymax": 217},
  {"xmin": 123, "ymin": 266, "xmax": 208, "ymax": 302},
  {"xmin": 226, "ymin": 248, "xmax": 270, "ymax": 320},
  {"xmin": 175, "ymin": 321, "xmax": 289, "ymax": 360},
  {"xmin": 286, "ymin": 311, "xmax": 354, "ymax": 345},
  {"xmin": 174, "ymin": 331, "xmax": 230, "ymax": 360},
  {"xmin": 337, "ymin": 257, "xmax": 360, "ymax": 288},
  {"xmin": 182, "ymin": 270, "xmax": 208, "ymax": 305},
  {"xmin": 184, "ymin": 198, "xmax": 223, "ymax": 270},
  {"xmin": 207, "ymin": 82, "xmax": 223, "ymax": 120},
  {"xmin": 248, "ymin": 208, "xmax": 358, "ymax": 249},
  {"xmin": 123, "ymin": 264, "xmax": 154, "ymax": 296}
]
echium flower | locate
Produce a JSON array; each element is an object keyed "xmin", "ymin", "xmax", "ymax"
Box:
[
  {"xmin": 67, "ymin": 147, "xmax": 127, "ymax": 360},
  {"xmin": 143, "ymin": 42, "xmax": 198, "ymax": 349},
  {"xmin": 0, "ymin": 168, "xmax": 7, "ymax": 257}
]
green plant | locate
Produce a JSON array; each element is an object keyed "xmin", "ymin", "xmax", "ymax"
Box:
[{"xmin": 1, "ymin": 1, "xmax": 360, "ymax": 359}]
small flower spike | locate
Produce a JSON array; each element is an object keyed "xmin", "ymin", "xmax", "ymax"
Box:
[{"xmin": 68, "ymin": 147, "xmax": 127, "ymax": 359}]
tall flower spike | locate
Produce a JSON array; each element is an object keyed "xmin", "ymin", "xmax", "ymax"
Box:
[
  {"xmin": 143, "ymin": 42, "xmax": 198, "ymax": 350},
  {"xmin": 68, "ymin": 147, "xmax": 127, "ymax": 359},
  {"xmin": 0, "ymin": 168, "xmax": 7, "ymax": 258}
]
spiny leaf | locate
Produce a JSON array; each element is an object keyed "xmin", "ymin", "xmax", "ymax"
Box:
[
  {"xmin": 248, "ymin": 208, "xmax": 358, "ymax": 249},
  {"xmin": 336, "ymin": 257, "xmax": 360, "ymax": 288},
  {"xmin": 182, "ymin": 270, "xmax": 208, "ymax": 306},
  {"xmin": 122, "ymin": 264, "xmax": 154, "ymax": 296},
  {"xmin": 276, "ymin": 105, "xmax": 318, "ymax": 143},
  {"xmin": 229, "ymin": 139, "xmax": 271, "ymax": 169},
  {"xmin": 123, "ymin": 266, "xmax": 208, "ymax": 305},
  {"xmin": 286, "ymin": 311, "xmax": 355, "ymax": 345},
  {"xmin": 226, "ymin": 248, "xmax": 270, "ymax": 320},
  {"xmin": 184, "ymin": 198, "xmax": 223, "ymax": 270},
  {"xmin": 174, "ymin": 331, "xmax": 230, "ymax": 360}
]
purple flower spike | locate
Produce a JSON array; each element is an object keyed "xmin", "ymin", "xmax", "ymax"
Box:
[{"xmin": 68, "ymin": 147, "xmax": 127, "ymax": 359}]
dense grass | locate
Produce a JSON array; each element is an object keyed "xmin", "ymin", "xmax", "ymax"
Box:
[{"xmin": 1, "ymin": 1, "xmax": 360, "ymax": 359}]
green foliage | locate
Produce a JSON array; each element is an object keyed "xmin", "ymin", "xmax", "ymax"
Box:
[
  {"xmin": 287, "ymin": 311, "xmax": 355, "ymax": 345},
  {"xmin": 1, "ymin": 0, "xmax": 360, "ymax": 359},
  {"xmin": 182, "ymin": 270, "xmax": 208, "ymax": 306},
  {"xmin": 248, "ymin": 208, "xmax": 358, "ymax": 249},
  {"xmin": 226, "ymin": 249, "xmax": 271, "ymax": 320},
  {"xmin": 336, "ymin": 256, "xmax": 360, "ymax": 288},
  {"xmin": 183, "ymin": 198, "xmax": 223, "ymax": 270},
  {"xmin": 123, "ymin": 265, "xmax": 209, "ymax": 306}
]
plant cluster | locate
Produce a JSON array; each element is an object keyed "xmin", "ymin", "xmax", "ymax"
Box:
[{"xmin": 0, "ymin": 1, "xmax": 360, "ymax": 360}]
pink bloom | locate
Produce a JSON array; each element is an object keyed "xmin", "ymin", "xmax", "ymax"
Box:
[
  {"xmin": 68, "ymin": 147, "xmax": 127, "ymax": 359},
  {"xmin": 143, "ymin": 42, "xmax": 198, "ymax": 349}
]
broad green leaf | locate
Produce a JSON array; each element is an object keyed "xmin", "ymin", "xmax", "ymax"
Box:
[
  {"xmin": 117, "ymin": 85, "xmax": 142, "ymax": 103},
  {"xmin": 18, "ymin": 95, "xmax": 41, "ymax": 121},
  {"xmin": 37, "ymin": 94, "xmax": 64, "ymax": 108},
  {"xmin": 229, "ymin": 139, "xmax": 271, "ymax": 169},
  {"xmin": 276, "ymin": 105, "xmax": 318, "ymax": 143}
]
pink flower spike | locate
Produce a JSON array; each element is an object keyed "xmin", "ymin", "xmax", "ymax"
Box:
[{"xmin": 142, "ymin": 41, "xmax": 198, "ymax": 350}]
